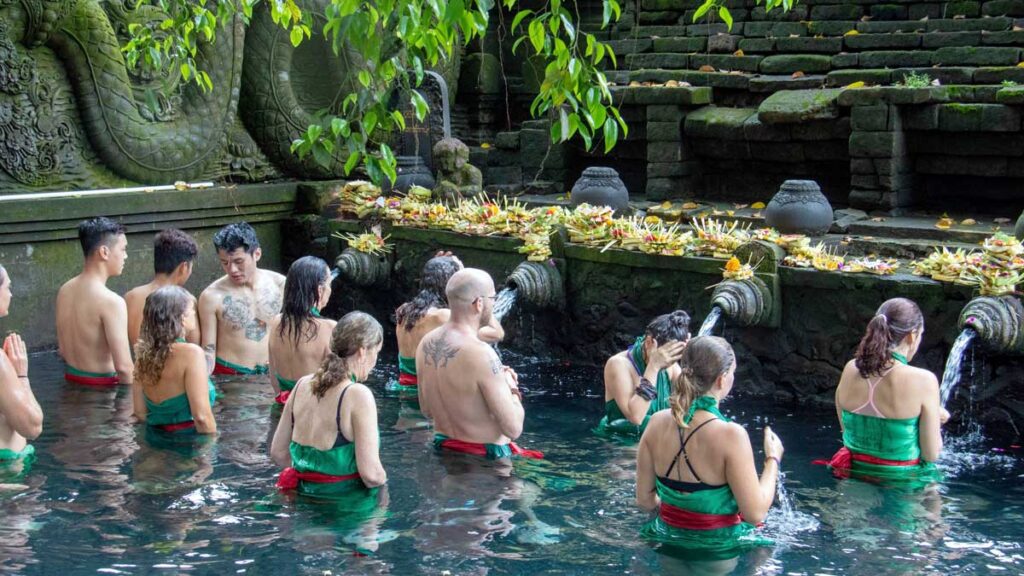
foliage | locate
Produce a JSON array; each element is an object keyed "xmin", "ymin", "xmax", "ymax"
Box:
[
  {"xmin": 898, "ymin": 71, "xmax": 932, "ymax": 88},
  {"xmin": 1003, "ymin": 80, "xmax": 1019, "ymax": 87},
  {"xmin": 122, "ymin": 0, "xmax": 627, "ymax": 184},
  {"xmin": 692, "ymin": 0, "xmax": 793, "ymax": 31}
]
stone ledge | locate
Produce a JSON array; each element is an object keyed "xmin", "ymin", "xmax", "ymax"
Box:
[
  {"xmin": 758, "ymin": 89, "xmax": 843, "ymax": 124},
  {"xmin": 610, "ymin": 85, "xmax": 714, "ymax": 105}
]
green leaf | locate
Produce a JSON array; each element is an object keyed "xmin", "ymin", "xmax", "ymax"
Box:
[
  {"xmin": 559, "ymin": 13, "xmax": 575, "ymax": 40},
  {"xmin": 603, "ymin": 117, "xmax": 618, "ymax": 153},
  {"xmin": 358, "ymin": 70, "xmax": 371, "ymax": 88},
  {"xmin": 411, "ymin": 90, "xmax": 429, "ymax": 121},
  {"xmin": 180, "ymin": 62, "xmax": 191, "ymax": 81},
  {"xmin": 528, "ymin": 19, "xmax": 545, "ymax": 53},
  {"xmin": 312, "ymin": 143, "xmax": 332, "ymax": 167},
  {"xmin": 693, "ymin": 0, "xmax": 713, "ymax": 23},
  {"xmin": 290, "ymin": 25, "xmax": 303, "ymax": 46},
  {"xmin": 331, "ymin": 117, "xmax": 347, "ymax": 137},
  {"xmin": 718, "ymin": 6, "xmax": 733, "ymax": 30},
  {"xmin": 511, "ymin": 9, "xmax": 533, "ymax": 31},
  {"xmin": 344, "ymin": 152, "xmax": 361, "ymax": 175}
]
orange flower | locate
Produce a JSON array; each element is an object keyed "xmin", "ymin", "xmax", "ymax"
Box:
[{"xmin": 725, "ymin": 256, "xmax": 742, "ymax": 272}]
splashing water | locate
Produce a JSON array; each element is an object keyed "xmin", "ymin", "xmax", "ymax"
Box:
[
  {"xmin": 766, "ymin": 470, "xmax": 819, "ymax": 544},
  {"xmin": 940, "ymin": 328, "xmax": 976, "ymax": 408},
  {"xmin": 493, "ymin": 287, "xmax": 519, "ymax": 322},
  {"xmin": 697, "ymin": 306, "xmax": 722, "ymax": 338}
]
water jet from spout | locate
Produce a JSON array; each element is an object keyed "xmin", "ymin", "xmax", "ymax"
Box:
[
  {"xmin": 940, "ymin": 328, "xmax": 977, "ymax": 408},
  {"xmin": 697, "ymin": 306, "xmax": 723, "ymax": 338}
]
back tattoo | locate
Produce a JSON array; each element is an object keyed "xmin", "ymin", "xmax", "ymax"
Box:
[{"xmin": 423, "ymin": 331, "xmax": 459, "ymax": 368}]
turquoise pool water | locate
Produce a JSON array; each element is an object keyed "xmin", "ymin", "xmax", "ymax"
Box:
[{"xmin": 1, "ymin": 351, "xmax": 1022, "ymax": 575}]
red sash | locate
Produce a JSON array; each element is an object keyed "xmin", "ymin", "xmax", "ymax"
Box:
[
  {"xmin": 398, "ymin": 373, "xmax": 417, "ymax": 387},
  {"xmin": 277, "ymin": 467, "xmax": 361, "ymax": 490},
  {"xmin": 813, "ymin": 447, "xmax": 920, "ymax": 478},
  {"xmin": 274, "ymin": 390, "xmax": 291, "ymax": 405},
  {"xmin": 65, "ymin": 373, "xmax": 119, "ymax": 386},
  {"xmin": 155, "ymin": 421, "xmax": 196, "ymax": 433},
  {"xmin": 660, "ymin": 502, "xmax": 743, "ymax": 530},
  {"xmin": 438, "ymin": 438, "xmax": 545, "ymax": 459},
  {"xmin": 212, "ymin": 362, "xmax": 241, "ymax": 376}
]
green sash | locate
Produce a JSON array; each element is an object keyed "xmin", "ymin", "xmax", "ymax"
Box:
[
  {"xmin": 841, "ymin": 411, "xmax": 942, "ymax": 483},
  {"xmin": 145, "ymin": 379, "xmax": 218, "ymax": 427},
  {"xmin": 275, "ymin": 374, "xmax": 298, "ymax": 392}
]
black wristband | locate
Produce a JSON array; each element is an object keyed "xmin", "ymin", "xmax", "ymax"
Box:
[{"xmin": 635, "ymin": 377, "xmax": 658, "ymax": 401}]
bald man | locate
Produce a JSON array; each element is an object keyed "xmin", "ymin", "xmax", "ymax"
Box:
[{"xmin": 416, "ymin": 268, "xmax": 542, "ymax": 460}]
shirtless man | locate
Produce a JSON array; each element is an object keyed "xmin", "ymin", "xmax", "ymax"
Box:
[
  {"xmin": 0, "ymin": 264, "xmax": 44, "ymax": 471},
  {"xmin": 417, "ymin": 268, "xmax": 541, "ymax": 460},
  {"xmin": 391, "ymin": 252, "xmax": 503, "ymax": 395},
  {"xmin": 125, "ymin": 229, "xmax": 200, "ymax": 347},
  {"xmin": 198, "ymin": 222, "xmax": 285, "ymax": 376},
  {"xmin": 56, "ymin": 217, "xmax": 134, "ymax": 386}
]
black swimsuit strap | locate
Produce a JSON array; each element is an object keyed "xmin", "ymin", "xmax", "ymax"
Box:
[
  {"xmin": 336, "ymin": 384, "xmax": 352, "ymax": 436},
  {"xmin": 663, "ymin": 417, "xmax": 718, "ymax": 482}
]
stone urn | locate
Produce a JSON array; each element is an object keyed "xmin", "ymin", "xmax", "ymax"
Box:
[
  {"xmin": 388, "ymin": 156, "xmax": 436, "ymax": 193},
  {"xmin": 571, "ymin": 167, "xmax": 629, "ymax": 214},
  {"xmin": 764, "ymin": 179, "xmax": 833, "ymax": 236}
]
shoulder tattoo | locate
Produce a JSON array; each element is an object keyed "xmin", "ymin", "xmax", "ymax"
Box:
[
  {"xmin": 423, "ymin": 332, "xmax": 459, "ymax": 368},
  {"xmin": 489, "ymin": 355, "xmax": 502, "ymax": 375},
  {"xmin": 222, "ymin": 294, "xmax": 268, "ymax": 342}
]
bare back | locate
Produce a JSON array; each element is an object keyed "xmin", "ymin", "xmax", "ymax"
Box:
[
  {"xmin": 198, "ymin": 269, "xmax": 285, "ymax": 368},
  {"xmin": 396, "ymin": 307, "xmax": 448, "ymax": 358},
  {"xmin": 268, "ymin": 315, "xmax": 335, "ymax": 383},
  {"xmin": 416, "ymin": 325, "xmax": 521, "ymax": 445},
  {"xmin": 56, "ymin": 275, "xmax": 129, "ymax": 374},
  {"xmin": 835, "ymin": 359, "xmax": 943, "ymax": 461},
  {"xmin": 125, "ymin": 282, "xmax": 200, "ymax": 347}
]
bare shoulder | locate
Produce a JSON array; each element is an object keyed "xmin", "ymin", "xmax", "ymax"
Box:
[
  {"xmin": 124, "ymin": 285, "xmax": 145, "ymax": 302},
  {"xmin": 261, "ymin": 269, "xmax": 286, "ymax": 287},
  {"xmin": 99, "ymin": 286, "xmax": 127, "ymax": 309},
  {"xmin": 427, "ymin": 307, "xmax": 451, "ymax": 323},
  {"xmin": 902, "ymin": 365, "xmax": 939, "ymax": 390},
  {"xmin": 345, "ymin": 382, "xmax": 376, "ymax": 405},
  {"xmin": 199, "ymin": 277, "xmax": 228, "ymax": 298},
  {"xmin": 715, "ymin": 420, "xmax": 750, "ymax": 444},
  {"xmin": 175, "ymin": 342, "xmax": 206, "ymax": 362},
  {"xmin": 605, "ymin": 351, "xmax": 629, "ymax": 373}
]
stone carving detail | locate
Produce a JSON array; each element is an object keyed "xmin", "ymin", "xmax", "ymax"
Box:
[
  {"xmin": 764, "ymin": 179, "xmax": 834, "ymax": 236},
  {"xmin": 0, "ymin": 20, "xmax": 75, "ymax": 186},
  {"xmin": 433, "ymin": 137, "xmax": 482, "ymax": 202}
]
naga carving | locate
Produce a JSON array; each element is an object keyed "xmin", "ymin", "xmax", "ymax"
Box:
[{"xmin": 0, "ymin": 0, "xmax": 459, "ymax": 191}]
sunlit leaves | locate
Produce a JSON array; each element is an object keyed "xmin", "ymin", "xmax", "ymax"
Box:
[
  {"xmin": 692, "ymin": 0, "xmax": 791, "ymax": 32},
  {"xmin": 124, "ymin": 0, "xmax": 635, "ymax": 183}
]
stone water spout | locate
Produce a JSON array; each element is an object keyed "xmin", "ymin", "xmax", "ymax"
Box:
[
  {"xmin": 706, "ymin": 240, "xmax": 784, "ymax": 330},
  {"xmin": 710, "ymin": 276, "xmax": 774, "ymax": 327},
  {"xmin": 334, "ymin": 248, "xmax": 390, "ymax": 287},
  {"xmin": 958, "ymin": 295, "xmax": 1024, "ymax": 354},
  {"xmin": 505, "ymin": 260, "xmax": 565, "ymax": 310}
]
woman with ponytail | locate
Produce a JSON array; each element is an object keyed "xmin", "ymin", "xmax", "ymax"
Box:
[
  {"xmin": 596, "ymin": 310, "xmax": 690, "ymax": 439},
  {"xmin": 636, "ymin": 336, "xmax": 782, "ymax": 554},
  {"xmin": 819, "ymin": 298, "xmax": 946, "ymax": 482},
  {"xmin": 134, "ymin": 286, "xmax": 217, "ymax": 434},
  {"xmin": 268, "ymin": 256, "xmax": 336, "ymax": 405},
  {"xmin": 390, "ymin": 252, "xmax": 503, "ymax": 395},
  {"xmin": 271, "ymin": 311, "xmax": 387, "ymax": 495}
]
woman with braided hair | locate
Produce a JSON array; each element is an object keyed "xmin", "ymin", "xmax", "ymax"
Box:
[
  {"xmin": 595, "ymin": 310, "xmax": 690, "ymax": 439},
  {"xmin": 271, "ymin": 311, "xmax": 387, "ymax": 495},
  {"xmin": 133, "ymin": 285, "xmax": 217, "ymax": 434},
  {"xmin": 818, "ymin": 298, "xmax": 947, "ymax": 483},
  {"xmin": 636, "ymin": 336, "xmax": 782, "ymax": 555},
  {"xmin": 390, "ymin": 252, "xmax": 503, "ymax": 395}
]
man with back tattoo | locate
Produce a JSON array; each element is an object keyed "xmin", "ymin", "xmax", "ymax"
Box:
[
  {"xmin": 198, "ymin": 223, "xmax": 285, "ymax": 376},
  {"xmin": 417, "ymin": 268, "xmax": 542, "ymax": 460}
]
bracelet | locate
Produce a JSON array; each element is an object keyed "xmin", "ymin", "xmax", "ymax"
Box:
[
  {"xmin": 765, "ymin": 456, "xmax": 781, "ymax": 467},
  {"xmin": 635, "ymin": 377, "xmax": 658, "ymax": 401}
]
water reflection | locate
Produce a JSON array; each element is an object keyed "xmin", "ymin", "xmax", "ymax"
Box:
[{"xmin": 3, "ymin": 351, "xmax": 1022, "ymax": 575}]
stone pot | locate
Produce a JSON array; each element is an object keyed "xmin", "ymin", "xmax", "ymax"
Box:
[
  {"xmin": 571, "ymin": 167, "xmax": 629, "ymax": 214},
  {"xmin": 388, "ymin": 156, "xmax": 436, "ymax": 193},
  {"xmin": 764, "ymin": 179, "xmax": 833, "ymax": 236}
]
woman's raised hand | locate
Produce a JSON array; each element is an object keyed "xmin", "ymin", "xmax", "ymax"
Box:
[
  {"xmin": 763, "ymin": 426, "xmax": 784, "ymax": 462},
  {"xmin": 647, "ymin": 338, "xmax": 686, "ymax": 370},
  {"xmin": 3, "ymin": 333, "xmax": 28, "ymax": 378}
]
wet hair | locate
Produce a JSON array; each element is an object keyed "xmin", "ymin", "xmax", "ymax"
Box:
[
  {"xmin": 855, "ymin": 298, "xmax": 924, "ymax": 378},
  {"xmin": 134, "ymin": 285, "xmax": 193, "ymax": 387},
  {"xmin": 645, "ymin": 310, "xmax": 692, "ymax": 343},
  {"xmin": 395, "ymin": 256, "xmax": 461, "ymax": 330},
  {"xmin": 279, "ymin": 256, "xmax": 331, "ymax": 345},
  {"xmin": 310, "ymin": 311, "xmax": 383, "ymax": 399},
  {"xmin": 213, "ymin": 222, "xmax": 259, "ymax": 255},
  {"xmin": 78, "ymin": 217, "xmax": 125, "ymax": 257},
  {"xmin": 671, "ymin": 336, "xmax": 735, "ymax": 428},
  {"xmin": 153, "ymin": 229, "xmax": 198, "ymax": 275}
]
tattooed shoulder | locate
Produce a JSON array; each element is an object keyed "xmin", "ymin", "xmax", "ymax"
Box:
[
  {"xmin": 423, "ymin": 331, "xmax": 459, "ymax": 368},
  {"xmin": 489, "ymin": 355, "xmax": 502, "ymax": 375}
]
